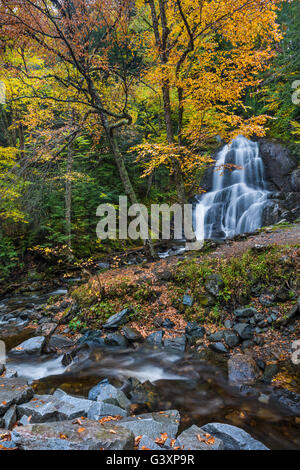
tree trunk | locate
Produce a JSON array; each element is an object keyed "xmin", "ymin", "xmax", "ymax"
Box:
[{"xmin": 65, "ymin": 136, "xmax": 73, "ymax": 255}]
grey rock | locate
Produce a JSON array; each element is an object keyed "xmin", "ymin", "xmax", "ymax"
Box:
[
  {"xmin": 87, "ymin": 402, "xmax": 127, "ymax": 420},
  {"xmin": 209, "ymin": 331, "xmax": 224, "ymax": 342},
  {"xmin": 2, "ymin": 405, "xmax": 17, "ymax": 430},
  {"xmin": 48, "ymin": 334, "xmax": 74, "ymax": 351},
  {"xmin": 18, "ymin": 392, "xmax": 93, "ymax": 423},
  {"xmin": 118, "ymin": 410, "xmax": 180, "ymax": 440},
  {"xmin": 234, "ymin": 307, "xmax": 257, "ymax": 318},
  {"xmin": 0, "ymin": 378, "xmax": 33, "ymax": 416},
  {"xmin": 182, "ymin": 294, "xmax": 193, "ymax": 307},
  {"xmin": 36, "ymin": 322, "xmax": 57, "ymax": 336},
  {"xmin": 291, "ymin": 168, "xmax": 300, "ymax": 192},
  {"xmin": 88, "ymin": 379, "xmax": 110, "ymax": 401},
  {"xmin": 146, "ymin": 331, "xmax": 164, "ymax": 347},
  {"xmin": 95, "ymin": 384, "xmax": 131, "ymax": 410},
  {"xmin": 103, "ymin": 308, "xmax": 133, "ymax": 329},
  {"xmin": 177, "ymin": 424, "xmax": 224, "ymax": 450},
  {"xmin": 164, "ymin": 336, "xmax": 186, "ymax": 352},
  {"xmin": 233, "ymin": 323, "xmax": 254, "ymax": 340},
  {"xmin": 228, "ymin": 354, "xmax": 260, "ymax": 385},
  {"xmin": 205, "ymin": 274, "xmax": 224, "ymax": 297},
  {"xmin": 224, "ymin": 320, "xmax": 233, "ymax": 329},
  {"xmin": 104, "ymin": 332, "xmax": 128, "ymax": 348},
  {"xmin": 10, "ymin": 336, "xmax": 46, "ymax": 355},
  {"xmin": 138, "ymin": 435, "xmax": 163, "ymax": 450},
  {"xmin": 202, "ymin": 423, "xmax": 269, "ymax": 450},
  {"xmin": 270, "ymin": 389, "xmax": 300, "ymax": 416},
  {"xmin": 53, "ymin": 389, "xmax": 94, "ymax": 415},
  {"xmin": 4, "ymin": 368, "xmax": 18, "ymax": 378},
  {"xmin": 223, "ymin": 330, "xmax": 240, "ymax": 348},
  {"xmin": 209, "ymin": 342, "xmax": 228, "ymax": 354},
  {"xmin": 11, "ymin": 420, "xmax": 134, "ymax": 450},
  {"xmin": 261, "ymin": 363, "xmax": 279, "ymax": 384},
  {"xmin": 121, "ymin": 326, "xmax": 143, "ymax": 342},
  {"xmin": 185, "ymin": 322, "xmax": 206, "ymax": 343}
]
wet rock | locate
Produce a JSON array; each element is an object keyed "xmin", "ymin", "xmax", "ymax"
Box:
[
  {"xmin": 48, "ymin": 334, "xmax": 74, "ymax": 351},
  {"xmin": 138, "ymin": 435, "xmax": 162, "ymax": 450},
  {"xmin": 87, "ymin": 402, "xmax": 127, "ymax": 420},
  {"xmin": 185, "ymin": 322, "xmax": 206, "ymax": 343},
  {"xmin": 121, "ymin": 326, "xmax": 143, "ymax": 342},
  {"xmin": 205, "ymin": 274, "xmax": 224, "ymax": 297},
  {"xmin": 36, "ymin": 322, "xmax": 57, "ymax": 337},
  {"xmin": 270, "ymin": 389, "xmax": 300, "ymax": 416},
  {"xmin": 53, "ymin": 389, "xmax": 94, "ymax": 414},
  {"xmin": 241, "ymin": 340, "xmax": 254, "ymax": 351},
  {"xmin": 259, "ymin": 139, "xmax": 296, "ymax": 191},
  {"xmin": 182, "ymin": 294, "xmax": 193, "ymax": 307},
  {"xmin": 202, "ymin": 423, "xmax": 269, "ymax": 450},
  {"xmin": 95, "ymin": 384, "xmax": 131, "ymax": 411},
  {"xmin": 10, "ymin": 336, "xmax": 46, "ymax": 355},
  {"xmin": 129, "ymin": 380, "xmax": 159, "ymax": 413},
  {"xmin": 177, "ymin": 425, "xmax": 224, "ymax": 450},
  {"xmin": 3, "ymin": 368, "xmax": 18, "ymax": 379},
  {"xmin": 261, "ymin": 363, "xmax": 279, "ymax": 384},
  {"xmin": 88, "ymin": 379, "xmax": 110, "ymax": 401},
  {"xmin": 233, "ymin": 323, "xmax": 254, "ymax": 340},
  {"xmin": 77, "ymin": 330, "xmax": 105, "ymax": 347},
  {"xmin": 223, "ymin": 330, "xmax": 240, "ymax": 348},
  {"xmin": 117, "ymin": 410, "xmax": 180, "ymax": 440},
  {"xmin": 11, "ymin": 420, "xmax": 134, "ymax": 450},
  {"xmin": 209, "ymin": 331, "xmax": 224, "ymax": 342},
  {"xmin": 256, "ymin": 359, "xmax": 266, "ymax": 371},
  {"xmin": 291, "ymin": 168, "xmax": 300, "ymax": 192},
  {"xmin": 209, "ymin": 342, "xmax": 228, "ymax": 354},
  {"xmin": 146, "ymin": 331, "xmax": 164, "ymax": 347},
  {"xmin": 18, "ymin": 392, "xmax": 93, "ymax": 423},
  {"xmin": 259, "ymin": 294, "xmax": 275, "ymax": 306},
  {"xmin": 228, "ymin": 354, "xmax": 260, "ymax": 385},
  {"xmin": 234, "ymin": 307, "xmax": 257, "ymax": 318},
  {"xmin": 0, "ymin": 364, "xmax": 4, "ymax": 375},
  {"xmin": 0, "ymin": 378, "xmax": 33, "ymax": 416},
  {"xmin": 104, "ymin": 332, "xmax": 128, "ymax": 348},
  {"xmin": 164, "ymin": 336, "xmax": 186, "ymax": 352},
  {"xmin": 103, "ymin": 308, "xmax": 133, "ymax": 330},
  {"xmin": 2, "ymin": 405, "xmax": 17, "ymax": 430}
]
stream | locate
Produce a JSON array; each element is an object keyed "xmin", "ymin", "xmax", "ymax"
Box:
[{"xmin": 1, "ymin": 284, "xmax": 300, "ymax": 450}]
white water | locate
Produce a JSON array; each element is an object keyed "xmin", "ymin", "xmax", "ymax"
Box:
[{"xmin": 195, "ymin": 136, "xmax": 269, "ymax": 240}]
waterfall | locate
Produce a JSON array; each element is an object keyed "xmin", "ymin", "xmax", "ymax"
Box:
[{"xmin": 195, "ymin": 135, "xmax": 269, "ymax": 241}]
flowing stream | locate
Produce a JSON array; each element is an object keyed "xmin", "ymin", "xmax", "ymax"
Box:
[
  {"xmin": 1, "ymin": 287, "xmax": 300, "ymax": 450},
  {"xmin": 195, "ymin": 136, "xmax": 269, "ymax": 240}
]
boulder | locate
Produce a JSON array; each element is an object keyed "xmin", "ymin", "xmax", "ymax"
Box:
[
  {"xmin": 228, "ymin": 354, "xmax": 260, "ymax": 385},
  {"xmin": 146, "ymin": 331, "xmax": 164, "ymax": 347},
  {"xmin": 2, "ymin": 405, "xmax": 17, "ymax": 430},
  {"xmin": 103, "ymin": 308, "xmax": 133, "ymax": 330},
  {"xmin": 88, "ymin": 379, "xmax": 110, "ymax": 401},
  {"xmin": 121, "ymin": 326, "xmax": 143, "ymax": 342},
  {"xmin": 177, "ymin": 425, "xmax": 224, "ymax": 450},
  {"xmin": 95, "ymin": 384, "xmax": 131, "ymax": 411},
  {"xmin": 259, "ymin": 139, "xmax": 296, "ymax": 191},
  {"xmin": 233, "ymin": 323, "xmax": 254, "ymax": 340},
  {"xmin": 104, "ymin": 332, "xmax": 128, "ymax": 348},
  {"xmin": 138, "ymin": 435, "xmax": 163, "ymax": 450},
  {"xmin": 291, "ymin": 168, "xmax": 300, "ymax": 192},
  {"xmin": 47, "ymin": 335, "xmax": 74, "ymax": 351},
  {"xmin": 234, "ymin": 307, "xmax": 257, "ymax": 318},
  {"xmin": 205, "ymin": 274, "xmax": 224, "ymax": 297},
  {"xmin": 185, "ymin": 322, "xmax": 206, "ymax": 343},
  {"xmin": 270, "ymin": 389, "xmax": 300, "ymax": 416},
  {"xmin": 117, "ymin": 410, "xmax": 180, "ymax": 440},
  {"xmin": 0, "ymin": 378, "xmax": 33, "ymax": 416},
  {"xmin": 11, "ymin": 420, "xmax": 134, "ymax": 450},
  {"xmin": 209, "ymin": 342, "xmax": 228, "ymax": 354},
  {"xmin": 10, "ymin": 336, "xmax": 46, "ymax": 355},
  {"xmin": 209, "ymin": 331, "xmax": 224, "ymax": 342},
  {"xmin": 164, "ymin": 336, "xmax": 186, "ymax": 352},
  {"xmin": 87, "ymin": 402, "xmax": 127, "ymax": 420},
  {"xmin": 223, "ymin": 330, "xmax": 240, "ymax": 348},
  {"xmin": 18, "ymin": 392, "xmax": 94, "ymax": 423},
  {"xmin": 202, "ymin": 423, "xmax": 269, "ymax": 450}
]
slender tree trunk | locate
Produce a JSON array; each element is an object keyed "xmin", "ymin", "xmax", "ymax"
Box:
[{"xmin": 65, "ymin": 135, "xmax": 73, "ymax": 255}]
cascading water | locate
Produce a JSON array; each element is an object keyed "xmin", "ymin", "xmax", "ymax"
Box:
[{"xmin": 195, "ymin": 135, "xmax": 269, "ymax": 240}]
